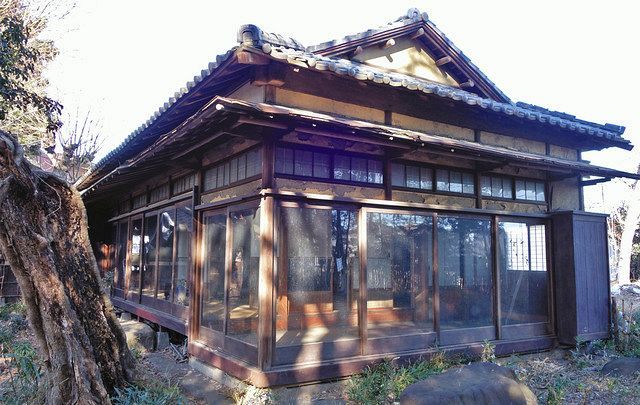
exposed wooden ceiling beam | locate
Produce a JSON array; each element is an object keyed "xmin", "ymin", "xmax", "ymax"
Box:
[
  {"xmin": 380, "ymin": 38, "xmax": 395, "ymax": 50},
  {"xmin": 435, "ymin": 56, "xmax": 453, "ymax": 67},
  {"xmin": 410, "ymin": 27, "xmax": 426, "ymax": 40}
]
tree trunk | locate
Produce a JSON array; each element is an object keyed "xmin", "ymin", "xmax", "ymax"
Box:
[
  {"xmin": 617, "ymin": 163, "xmax": 640, "ymax": 285},
  {"xmin": 0, "ymin": 130, "xmax": 135, "ymax": 404}
]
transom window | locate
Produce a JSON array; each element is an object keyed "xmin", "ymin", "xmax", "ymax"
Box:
[
  {"xmin": 275, "ymin": 145, "xmax": 383, "ymax": 185},
  {"xmin": 203, "ymin": 148, "xmax": 262, "ymax": 191},
  {"xmin": 515, "ymin": 179, "xmax": 545, "ymax": 202},
  {"xmin": 436, "ymin": 169, "xmax": 475, "ymax": 194},
  {"xmin": 480, "ymin": 176, "xmax": 513, "ymax": 199},
  {"xmin": 391, "ymin": 163, "xmax": 433, "ymax": 190}
]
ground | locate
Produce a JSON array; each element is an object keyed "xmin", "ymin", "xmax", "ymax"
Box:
[{"xmin": 1, "ymin": 282, "xmax": 640, "ymax": 404}]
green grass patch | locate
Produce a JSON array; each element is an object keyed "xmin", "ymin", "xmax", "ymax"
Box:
[
  {"xmin": 347, "ymin": 352, "xmax": 455, "ymax": 404},
  {"xmin": 111, "ymin": 381, "xmax": 186, "ymax": 405}
]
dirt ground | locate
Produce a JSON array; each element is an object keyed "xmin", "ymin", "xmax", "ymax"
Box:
[{"xmin": 2, "ymin": 283, "xmax": 640, "ymax": 404}]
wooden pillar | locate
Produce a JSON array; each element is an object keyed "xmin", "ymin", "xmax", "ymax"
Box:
[
  {"xmin": 492, "ymin": 215, "xmax": 501, "ymax": 340},
  {"xmin": 358, "ymin": 207, "xmax": 368, "ymax": 355},
  {"xmin": 258, "ymin": 196, "xmax": 275, "ymax": 370},
  {"xmin": 577, "ymin": 150, "xmax": 584, "ymax": 211},
  {"xmin": 188, "ymin": 185, "xmax": 201, "ymax": 341},
  {"xmin": 383, "ymin": 159, "xmax": 393, "ymax": 200},
  {"xmin": 432, "ymin": 213, "xmax": 440, "ymax": 338},
  {"xmin": 262, "ymin": 137, "xmax": 275, "ymax": 190}
]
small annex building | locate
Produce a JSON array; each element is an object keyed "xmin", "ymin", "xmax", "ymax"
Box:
[{"xmin": 75, "ymin": 9, "xmax": 639, "ymax": 386}]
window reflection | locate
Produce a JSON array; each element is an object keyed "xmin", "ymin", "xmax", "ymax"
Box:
[
  {"xmin": 367, "ymin": 213, "xmax": 433, "ymax": 337},
  {"xmin": 276, "ymin": 207, "xmax": 359, "ymax": 349},
  {"xmin": 437, "ymin": 216, "xmax": 493, "ymax": 329},
  {"xmin": 201, "ymin": 214, "xmax": 226, "ymax": 332}
]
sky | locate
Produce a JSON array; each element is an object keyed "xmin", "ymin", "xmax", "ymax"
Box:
[{"xmin": 43, "ymin": 0, "xmax": 640, "ymax": 210}]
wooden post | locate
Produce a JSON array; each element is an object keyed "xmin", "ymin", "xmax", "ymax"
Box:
[
  {"xmin": 492, "ymin": 215, "xmax": 501, "ymax": 340},
  {"xmin": 188, "ymin": 185, "xmax": 201, "ymax": 342},
  {"xmin": 432, "ymin": 213, "xmax": 440, "ymax": 338},
  {"xmin": 358, "ymin": 208, "xmax": 368, "ymax": 355},
  {"xmin": 262, "ymin": 137, "xmax": 275, "ymax": 190},
  {"xmin": 258, "ymin": 196, "xmax": 275, "ymax": 370},
  {"xmin": 577, "ymin": 150, "xmax": 584, "ymax": 211}
]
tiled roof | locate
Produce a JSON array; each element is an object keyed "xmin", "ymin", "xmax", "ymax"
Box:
[
  {"xmin": 79, "ymin": 8, "xmax": 631, "ymax": 190},
  {"xmin": 258, "ymin": 44, "xmax": 628, "ymax": 145}
]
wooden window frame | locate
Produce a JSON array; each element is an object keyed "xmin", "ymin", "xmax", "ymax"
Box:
[
  {"xmin": 202, "ymin": 146, "xmax": 263, "ymax": 192},
  {"xmin": 274, "ymin": 142, "xmax": 385, "ymax": 188}
]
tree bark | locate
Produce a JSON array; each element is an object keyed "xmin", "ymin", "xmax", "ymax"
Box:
[
  {"xmin": 0, "ymin": 130, "xmax": 135, "ymax": 404},
  {"xmin": 617, "ymin": 163, "xmax": 640, "ymax": 285}
]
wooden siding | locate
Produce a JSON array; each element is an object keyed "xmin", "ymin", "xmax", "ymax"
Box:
[{"xmin": 552, "ymin": 211, "xmax": 610, "ymax": 345}]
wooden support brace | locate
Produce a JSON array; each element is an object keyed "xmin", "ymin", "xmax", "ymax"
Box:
[
  {"xmin": 435, "ymin": 56, "xmax": 453, "ymax": 67},
  {"xmin": 411, "ymin": 28, "xmax": 426, "ymax": 40},
  {"xmin": 380, "ymin": 38, "xmax": 395, "ymax": 50}
]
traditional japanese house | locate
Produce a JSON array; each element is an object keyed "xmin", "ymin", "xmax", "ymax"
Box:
[{"xmin": 77, "ymin": 9, "xmax": 639, "ymax": 386}]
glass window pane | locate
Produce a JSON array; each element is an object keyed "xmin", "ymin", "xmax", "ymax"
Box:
[
  {"xmin": 535, "ymin": 182, "xmax": 546, "ymax": 202},
  {"xmin": 275, "ymin": 147, "xmax": 293, "ymax": 175},
  {"xmin": 436, "ymin": 169, "xmax": 449, "ymax": 191},
  {"xmin": 449, "ymin": 171, "xmax": 462, "ymax": 193},
  {"xmin": 294, "ymin": 149, "xmax": 313, "ymax": 177},
  {"xmin": 116, "ymin": 222, "xmax": 128, "ymax": 290},
  {"xmin": 216, "ymin": 166, "xmax": 224, "ymax": 188},
  {"xmin": 420, "ymin": 167, "xmax": 433, "ymax": 190},
  {"xmin": 157, "ymin": 209, "xmax": 175, "ymax": 301},
  {"xmin": 491, "ymin": 177, "xmax": 503, "ymax": 198},
  {"xmin": 334, "ymin": 155, "xmax": 351, "ymax": 181},
  {"xmin": 463, "ymin": 173, "xmax": 475, "ymax": 194},
  {"xmin": 525, "ymin": 181, "xmax": 536, "ymax": 201},
  {"xmin": 499, "ymin": 222, "xmax": 549, "ymax": 327},
  {"xmin": 515, "ymin": 180, "xmax": 526, "ymax": 200},
  {"xmin": 391, "ymin": 163, "xmax": 405, "ymax": 187},
  {"xmin": 201, "ymin": 214, "xmax": 226, "ymax": 332},
  {"xmin": 437, "ymin": 216, "xmax": 493, "ymax": 330},
  {"xmin": 503, "ymin": 179, "xmax": 513, "ymax": 199},
  {"xmin": 351, "ymin": 157, "xmax": 367, "ymax": 182},
  {"xmin": 406, "ymin": 165, "xmax": 420, "ymax": 189},
  {"xmin": 246, "ymin": 149, "xmax": 262, "ymax": 177},
  {"xmin": 313, "ymin": 152, "xmax": 330, "ymax": 178},
  {"xmin": 142, "ymin": 215, "xmax": 158, "ymax": 297},
  {"xmin": 237, "ymin": 153, "xmax": 247, "ymax": 180},
  {"xmin": 223, "ymin": 162, "xmax": 231, "ymax": 186},
  {"xmin": 276, "ymin": 207, "xmax": 360, "ymax": 356},
  {"xmin": 481, "ymin": 176, "xmax": 491, "ymax": 196},
  {"xmin": 367, "ymin": 213, "xmax": 433, "ymax": 341},
  {"xmin": 229, "ymin": 158, "xmax": 238, "ymax": 184},
  {"xmin": 173, "ymin": 205, "xmax": 192, "ymax": 306},
  {"xmin": 227, "ymin": 208, "xmax": 261, "ymax": 345},
  {"xmin": 129, "ymin": 219, "xmax": 142, "ymax": 292},
  {"xmin": 368, "ymin": 160, "xmax": 384, "ymax": 184}
]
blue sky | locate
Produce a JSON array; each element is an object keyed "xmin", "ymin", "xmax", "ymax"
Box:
[{"xmin": 44, "ymin": 1, "xmax": 639, "ymax": 209}]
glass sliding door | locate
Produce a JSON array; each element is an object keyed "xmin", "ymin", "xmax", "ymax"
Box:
[
  {"xmin": 201, "ymin": 211, "xmax": 227, "ymax": 333},
  {"xmin": 274, "ymin": 205, "xmax": 360, "ymax": 365},
  {"xmin": 226, "ymin": 207, "xmax": 260, "ymax": 345},
  {"xmin": 498, "ymin": 220, "xmax": 550, "ymax": 338},
  {"xmin": 142, "ymin": 214, "xmax": 158, "ymax": 298},
  {"xmin": 114, "ymin": 220, "xmax": 129, "ymax": 297},
  {"xmin": 157, "ymin": 208, "xmax": 176, "ymax": 301},
  {"xmin": 437, "ymin": 216, "xmax": 494, "ymax": 343},
  {"xmin": 366, "ymin": 211, "xmax": 434, "ymax": 351},
  {"xmin": 127, "ymin": 217, "xmax": 143, "ymax": 301},
  {"xmin": 173, "ymin": 203, "xmax": 192, "ymax": 307}
]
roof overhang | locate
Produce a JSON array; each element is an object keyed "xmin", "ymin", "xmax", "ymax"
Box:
[{"xmin": 80, "ymin": 96, "xmax": 640, "ymax": 198}]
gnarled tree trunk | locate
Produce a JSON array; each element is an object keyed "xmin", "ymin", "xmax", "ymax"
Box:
[{"xmin": 0, "ymin": 130, "xmax": 135, "ymax": 404}]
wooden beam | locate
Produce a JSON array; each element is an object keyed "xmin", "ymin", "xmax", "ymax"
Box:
[
  {"xmin": 435, "ymin": 56, "xmax": 453, "ymax": 67},
  {"xmin": 580, "ymin": 177, "xmax": 611, "ymax": 187},
  {"xmin": 459, "ymin": 80, "xmax": 475, "ymax": 89},
  {"xmin": 188, "ymin": 185, "xmax": 201, "ymax": 341},
  {"xmin": 351, "ymin": 45, "xmax": 364, "ymax": 58},
  {"xmin": 171, "ymin": 131, "xmax": 225, "ymax": 160},
  {"xmin": 236, "ymin": 51, "xmax": 270, "ymax": 65},
  {"xmin": 410, "ymin": 27, "xmax": 426, "ymax": 40},
  {"xmin": 358, "ymin": 208, "xmax": 368, "ymax": 355},
  {"xmin": 380, "ymin": 38, "xmax": 395, "ymax": 49}
]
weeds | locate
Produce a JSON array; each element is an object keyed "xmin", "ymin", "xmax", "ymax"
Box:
[
  {"xmin": 481, "ymin": 339, "xmax": 496, "ymax": 363},
  {"xmin": 347, "ymin": 352, "xmax": 454, "ymax": 404},
  {"xmin": 233, "ymin": 385, "xmax": 275, "ymax": 405},
  {"xmin": 112, "ymin": 382, "xmax": 185, "ymax": 405}
]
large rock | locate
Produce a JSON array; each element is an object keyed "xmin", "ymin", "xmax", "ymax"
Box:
[
  {"xmin": 120, "ymin": 319, "xmax": 155, "ymax": 351},
  {"xmin": 601, "ymin": 357, "xmax": 640, "ymax": 377},
  {"xmin": 400, "ymin": 362, "xmax": 537, "ymax": 405}
]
